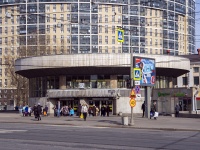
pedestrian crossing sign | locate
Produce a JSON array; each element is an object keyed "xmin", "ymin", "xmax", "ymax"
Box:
[
  {"xmin": 117, "ymin": 29, "xmax": 124, "ymax": 42},
  {"xmin": 133, "ymin": 68, "xmax": 141, "ymax": 81}
]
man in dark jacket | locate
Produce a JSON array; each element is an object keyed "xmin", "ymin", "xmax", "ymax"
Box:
[
  {"xmin": 141, "ymin": 102, "xmax": 145, "ymax": 118},
  {"xmin": 33, "ymin": 104, "xmax": 37, "ymax": 118},
  {"xmin": 106, "ymin": 105, "xmax": 110, "ymax": 117},
  {"xmin": 92, "ymin": 105, "xmax": 96, "ymax": 117},
  {"xmin": 175, "ymin": 103, "xmax": 180, "ymax": 117},
  {"xmin": 37, "ymin": 103, "xmax": 42, "ymax": 121}
]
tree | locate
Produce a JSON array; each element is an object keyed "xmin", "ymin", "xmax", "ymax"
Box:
[{"xmin": 5, "ymin": 51, "xmax": 29, "ymax": 106}]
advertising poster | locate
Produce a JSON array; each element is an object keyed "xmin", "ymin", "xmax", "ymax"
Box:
[{"xmin": 133, "ymin": 57, "xmax": 156, "ymax": 86}]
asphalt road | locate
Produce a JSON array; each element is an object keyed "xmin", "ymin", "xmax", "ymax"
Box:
[{"xmin": 0, "ymin": 123, "xmax": 199, "ymax": 150}]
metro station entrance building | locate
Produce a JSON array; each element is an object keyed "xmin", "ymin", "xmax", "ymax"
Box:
[{"xmin": 15, "ymin": 54, "xmax": 190, "ymax": 115}]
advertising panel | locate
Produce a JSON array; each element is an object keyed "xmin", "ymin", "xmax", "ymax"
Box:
[{"xmin": 133, "ymin": 57, "xmax": 156, "ymax": 86}]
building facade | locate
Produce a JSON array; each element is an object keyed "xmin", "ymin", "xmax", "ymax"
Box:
[
  {"xmin": 1, "ymin": 0, "xmax": 195, "ymax": 109},
  {"xmin": 15, "ymin": 54, "xmax": 190, "ymax": 114}
]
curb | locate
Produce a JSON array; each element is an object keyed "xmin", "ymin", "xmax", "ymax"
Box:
[{"xmin": 0, "ymin": 121, "xmax": 200, "ymax": 132}]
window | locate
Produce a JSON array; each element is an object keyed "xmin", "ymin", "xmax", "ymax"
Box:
[
  {"xmin": 53, "ymin": 25, "xmax": 56, "ymax": 33},
  {"xmin": 105, "ymin": 25, "xmax": 108, "ymax": 33},
  {"xmin": 53, "ymin": 35, "xmax": 56, "ymax": 44},
  {"xmin": 46, "ymin": 14, "xmax": 50, "ymax": 22},
  {"xmin": 5, "ymin": 27, "xmax": 7, "ymax": 34},
  {"xmin": 53, "ymin": 4, "xmax": 56, "ymax": 12},
  {"xmin": 105, "ymin": 15, "xmax": 108, "ymax": 23},
  {"xmin": 112, "ymin": 15, "xmax": 115, "ymax": 22},
  {"xmin": 118, "ymin": 47, "xmax": 121, "ymax": 53},
  {"xmin": 99, "ymin": 35, "xmax": 102, "ymax": 44},
  {"xmin": 53, "ymin": 14, "xmax": 56, "ymax": 22},
  {"xmin": 105, "ymin": 5, "xmax": 108, "ymax": 12},
  {"xmin": 99, "ymin": 5, "xmax": 102, "ymax": 12},
  {"xmin": 46, "ymin": 4, "xmax": 50, "ymax": 12},
  {"xmin": 182, "ymin": 77, "xmax": 187, "ymax": 85},
  {"xmin": 105, "ymin": 36, "xmax": 108, "ymax": 44},
  {"xmin": 193, "ymin": 67, "xmax": 199, "ymax": 73},
  {"xmin": 112, "ymin": 36, "xmax": 115, "ymax": 44},
  {"xmin": 99, "ymin": 46, "xmax": 102, "ymax": 53},
  {"xmin": 112, "ymin": 46, "xmax": 115, "ymax": 53},
  {"xmin": 99, "ymin": 14, "xmax": 102, "ymax": 23},
  {"xmin": 60, "ymin": 14, "xmax": 64, "ymax": 22},
  {"xmin": 112, "ymin": 5, "xmax": 115, "ymax": 12},
  {"xmin": 194, "ymin": 77, "xmax": 199, "ymax": 85},
  {"xmin": 105, "ymin": 46, "xmax": 108, "ymax": 53},
  {"xmin": 112, "ymin": 26, "xmax": 115, "ymax": 34},
  {"xmin": 99, "ymin": 25, "xmax": 102, "ymax": 33}
]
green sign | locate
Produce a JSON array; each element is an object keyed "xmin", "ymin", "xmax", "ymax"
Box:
[{"xmin": 158, "ymin": 92, "xmax": 170, "ymax": 97}]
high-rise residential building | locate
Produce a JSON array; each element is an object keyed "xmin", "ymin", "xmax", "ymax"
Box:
[{"xmin": 0, "ymin": 0, "xmax": 195, "ymax": 109}]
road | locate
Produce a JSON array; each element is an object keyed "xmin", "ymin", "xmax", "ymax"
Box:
[{"xmin": 0, "ymin": 123, "xmax": 199, "ymax": 150}]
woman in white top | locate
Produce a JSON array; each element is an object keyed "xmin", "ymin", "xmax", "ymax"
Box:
[{"xmin": 81, "ymin": 104, "xmax": 88, "ymax": 121}]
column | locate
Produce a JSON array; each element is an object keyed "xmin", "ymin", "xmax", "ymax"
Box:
[
  {"xmin": 110, "ymin": 75, "xmax": 117, "ymax": 88},
  {"xmin": 59, "ymin": 75, "xmax": 66, "ymax": 89}
]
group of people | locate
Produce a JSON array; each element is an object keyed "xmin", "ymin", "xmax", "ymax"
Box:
[
  {"xmin": 141, "ymin": 101, "xmax": 158, "ymax": 120},
  {"xmin": 53, "ymin": 105, "xmax": 74, "ymax": 117},
  {"xmin": 21, "ymin": 103, "xmax": 48, "ymax": 121},
  {"xmin": 141, "ymin": 101, "xmax": 184, "ymax": 119},
  {"xmin": 78, "ymin": 104, "xmax": 111, "ymax": 121}
]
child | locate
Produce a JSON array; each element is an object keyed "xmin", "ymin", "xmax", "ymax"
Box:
[{"xmin": 70, "ymin": 108, "xmax": 74, "ymax": 116}]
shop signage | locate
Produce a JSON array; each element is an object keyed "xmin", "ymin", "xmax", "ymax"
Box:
[
  {"xmin": 158, "ymin": 92, "xmax": 187, "ymax": 97},
  {"xmin": 158, "ymin": 92, "xmax": 170, "ymax": 97}
]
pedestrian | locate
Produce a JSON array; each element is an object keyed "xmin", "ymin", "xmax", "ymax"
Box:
[
  {"xmin": 53, "ymin": 105, "xmax": 57, "ymax": 117},
  {"xmin": 37, "ymin": 103, "xmax": 42, "ymax": 121},
  {"xmin": 92, "ymin": 105, "xmax": 96, "ymax": 116},
  {"xmin": 88, "ymin": 107, "xmax": 93, "ymax": 117},
  {"xmin": 175, "ymin": 103, "xmax": 180, "ymax": 117},
  {"xmin": 96, "ymin": 107, "xmax": 99, "ymax": 116},
  {"xmin": 33, "ymin": 104, "xmax": 37, "ymax": 118},
  {"xmin": 150, "ymin": 102, "xmax": 157, "ymax": 120},
  {"xmin": 101, "ymin": 105, "xmax": 106, "ymax": 117},
  {"xmin": 44, "ymin": 105, "xmax": 48, "ymax": 116},
  {"xmin": 78, "ymin": 104, "xmax": 82, "ymax": 117},
  {"xmin": 141, "ymin": 102, "xmax": 145, "ymax": 118},
  {"xmin": 106, "ymin": 105, "xmax": 110, "ymax": 117},
  {"xmin": 70, "ymin": 108, "xmax": 74, "ymax": 116},
  {"xmin": 81, "ymin": 104, "xmax": 88, "ymax": 121}
]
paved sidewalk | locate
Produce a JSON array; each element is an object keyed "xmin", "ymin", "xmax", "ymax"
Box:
[{"xmin": 0, "ymin": 113, "xmax": 199, "ymax": 131}]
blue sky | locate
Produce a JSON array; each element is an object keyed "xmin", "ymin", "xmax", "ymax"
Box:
[{"xmin": 196, "ymin": 3, "xmax": 200, "ymax": 52}]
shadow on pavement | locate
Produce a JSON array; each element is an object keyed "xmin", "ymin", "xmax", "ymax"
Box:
[{"xmin": 97, "ymin": 120, "xmax": 121, "ymax": 125}]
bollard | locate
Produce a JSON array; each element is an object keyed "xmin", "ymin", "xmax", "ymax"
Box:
[{"xmin": 122, "ymin": 116, "xmax": 128, "ymax": 125}]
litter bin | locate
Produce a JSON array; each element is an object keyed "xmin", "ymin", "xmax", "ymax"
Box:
[{"xmin": 122, "ymin": 116, "xmax": 128, "ymax": 125}]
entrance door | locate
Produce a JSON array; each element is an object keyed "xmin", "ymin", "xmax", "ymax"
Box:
[{"xmin": 179, "ymin": 100, "xmax": 183, "ymax": 111}]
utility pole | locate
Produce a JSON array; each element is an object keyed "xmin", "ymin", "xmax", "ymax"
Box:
[{"xmin": 129, "ymin": 31, "xmax": 134, "ymax": 126}]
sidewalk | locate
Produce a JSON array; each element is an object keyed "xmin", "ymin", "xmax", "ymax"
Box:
[{"xmin": 0, "ymin": 113, "xmax": 199, "ymax": 131}]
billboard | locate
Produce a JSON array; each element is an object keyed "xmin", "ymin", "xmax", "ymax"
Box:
[{"xmin": 133, "ymin": 57, "xmax": 156, "ymax": 86}]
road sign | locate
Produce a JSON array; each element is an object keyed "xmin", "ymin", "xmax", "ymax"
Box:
[
  {"xmin": 135, "ymin": 81, "xmax": 140, "ymax": 85},
  {"xmin": 130, "ymin": 89, "xmax": 136, "ymax": 98},
  {"xmin": 117, "ymin": 29, "xmax": 124, "ymax": 42},
  {"xmin": 135, "ymin": 85, "xmax": 140, "ymax": 94},
  {"xmin": 129, "ymin": 99, "xmax": 136, "ymax": 107},
  {"xmin": 133, "ymin": 68, "xmax": 141, "ymax": 81}
]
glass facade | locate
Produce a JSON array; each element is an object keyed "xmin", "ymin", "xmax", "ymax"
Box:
[
  {"xmin": 0, "ymin": 0, "xmax": 195, "ymax": 57},
  {"xmin": 30, "ymin": 75, "xmax": 177, "ymax": 97}
]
